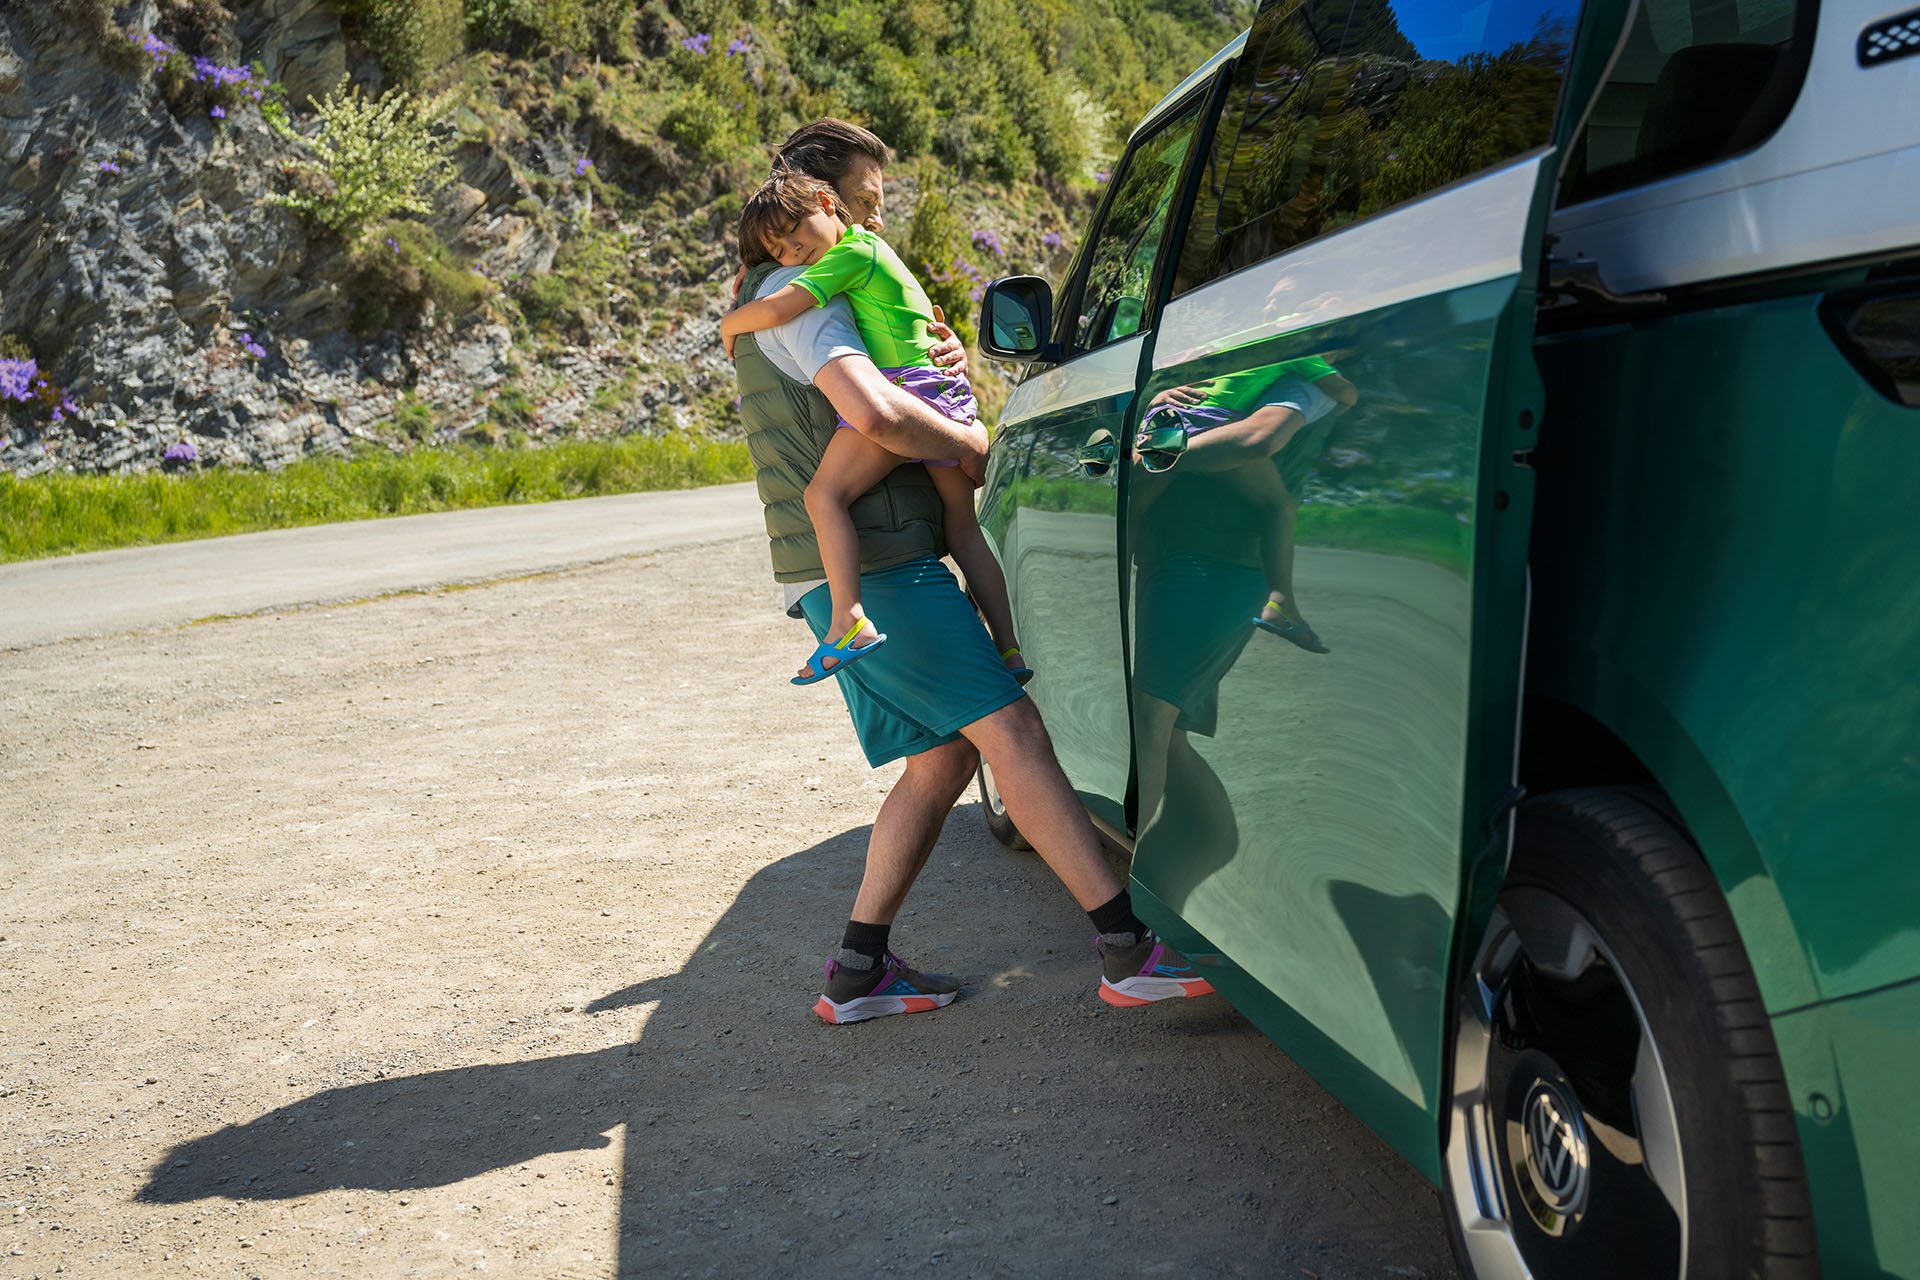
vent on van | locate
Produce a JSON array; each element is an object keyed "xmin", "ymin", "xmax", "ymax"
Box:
[{"xmin": 1859, "ymin": 8, "xmax": 1920, "ymax": 66}]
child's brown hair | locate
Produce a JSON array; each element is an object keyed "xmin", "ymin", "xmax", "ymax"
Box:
[{"xmin": 737, "ymin": 167, "xmax": 847, "ymax": 268}]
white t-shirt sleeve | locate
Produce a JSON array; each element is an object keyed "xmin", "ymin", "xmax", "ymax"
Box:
[
  {"xmin": 1258, "ymin": 374, "xmax": 1340, "ymax": 425},
  {"xmin": 753, "ymin": 266, "xmax": 865, "ymax": 383}
]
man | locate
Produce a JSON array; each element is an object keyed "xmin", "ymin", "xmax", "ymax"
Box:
[{"xmin": 733, "ymin": 119, "xmax": 1214, "ymax": 1023}]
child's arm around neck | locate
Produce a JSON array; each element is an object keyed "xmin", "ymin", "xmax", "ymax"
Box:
[{"xmin": 721, "ymin": 283, "xmax": 816, "ymax": 357}]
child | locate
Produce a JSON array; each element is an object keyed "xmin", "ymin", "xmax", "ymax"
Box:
[
  {"xmin": 723, "ymin": 169, "xmax": 1028, "ymax": 687},
  {"xmin": 1136, "ymin": 357, "xmax": 1356, "ymax": 652}
]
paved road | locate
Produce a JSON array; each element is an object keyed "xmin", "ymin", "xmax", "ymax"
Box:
[{"xmin": 0, "ymin": 483, "xmax": 764, "ymax": 648}]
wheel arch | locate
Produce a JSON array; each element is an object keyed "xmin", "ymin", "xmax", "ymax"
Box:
[{"xmin": 1497, "ymin": 683, "xmax": 1821, "ymax": 1016}]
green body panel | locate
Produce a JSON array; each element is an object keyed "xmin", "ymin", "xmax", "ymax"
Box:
[
  {"xmin": 1769, "ymin": 976, "xmax": 1920, "ymax": 1278},
  {"xmin": 979, "ymin": 353, "xmax": 1138, "ymax": 831},
  {"xmin": 1530, "ymin": 294, "xmax": 1920, "ymax": 1009},
  {"xmin": 1126, "ymin": 272, "xmax": 1544, "ymax": 1170}
]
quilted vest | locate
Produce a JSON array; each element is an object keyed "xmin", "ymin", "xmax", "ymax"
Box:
[{"xmin": 732, "ymin": 263, "xmax": 946, "ymax": 582}]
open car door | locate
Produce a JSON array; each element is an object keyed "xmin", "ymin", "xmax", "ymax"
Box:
[{"xmin": 1123, "ymin": 0, "xmax": 1634, "ymax": 1174}]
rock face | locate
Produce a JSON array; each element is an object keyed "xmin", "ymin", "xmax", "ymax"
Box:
[{"xmin": 0, "ymin": 2, "xmax": 640, "ymax": 476}]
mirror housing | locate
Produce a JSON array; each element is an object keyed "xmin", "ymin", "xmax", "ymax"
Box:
[{"xmin": 978, "ymin": 276, "xmax": 1060, "ymax": 364}]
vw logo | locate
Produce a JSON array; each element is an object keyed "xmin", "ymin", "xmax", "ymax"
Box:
[{"xmin": 1521, "ymin": 1080, "xmax": 1590, "ymax": 1214}]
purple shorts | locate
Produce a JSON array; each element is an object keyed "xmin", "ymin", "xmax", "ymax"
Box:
[
  {"xmin": 1141, "ymin": 402, "xmax": 1240, "ymax": 435},
  {"xmin": 835, "ymin": 365, "xmax": 978, "ymax": 468}
]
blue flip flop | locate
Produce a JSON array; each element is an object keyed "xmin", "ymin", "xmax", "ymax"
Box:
[
  {"xmin": 793, "ymin": 618, "xmax": 888, "ymax": 686},
  {"xmin": 1252, "ymin": 602, "xmax": 1330, "ymax": 654},
  {"xmin": 1001, "ymin": 645, "xmax": 1035, "ymax": 686}
]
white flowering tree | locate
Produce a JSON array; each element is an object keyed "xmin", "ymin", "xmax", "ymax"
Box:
[{"xmin": 269, "ymin": 79, "xmax": 456, "ymax": 243}]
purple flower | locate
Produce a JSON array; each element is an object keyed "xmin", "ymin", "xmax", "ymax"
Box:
[
  {"xmin": 1041, "ymin": 230, "xmax": 1064, "ymax": 249},
  {"xmin": 209, "ymin": 105, "xmax": 225, "ymax": 119},
  {"xmin": 386, "ymin": 236, "xmax": 399, "ymax": 254},
  {"xmin": 163, "ymin": 440, "xmax": 199, "ymax": 463},
  {"xmin": 50, "ymin": 395, "xmax": 79, "ymax": 424},
  {"xmin": 0, "ymin": 357, "xmax": 38, "ymax": 402},
  {"xmin": 726, "ymin": 36, "xmax": 751, "ymax": 57},
  {"xmin": 99, "ymin": 159, "xmax": 123, "ymax": 174},
  {"xmin": 575, "ymin": 157, "xmax": 593, "ymax": 176},
  {"xmin": 971, "ymin": 228, "xmax": 1003, "ymax": 255},
  {"xmin": 680, "ymin": 32, "xmax": 712, "ymax": 54},
  {"xmin": 1094, "ymin": 171, "xmax": 1110, "ymax": 183}
]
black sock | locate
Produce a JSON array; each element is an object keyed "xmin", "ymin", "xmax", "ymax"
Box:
[
  {"xmin": 1087, "ymin": 890, "xmax": 1147, "ymax": 945},
  {"xmin": 839, "ymin": 919, "xmax": 891, "ymax": 970}
]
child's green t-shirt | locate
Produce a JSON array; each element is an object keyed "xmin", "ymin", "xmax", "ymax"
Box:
[
  {"xmin": 794, "ymin": 226, "xmax": 937, "ymax": 370},
  {"xmin": 1198, "ymin": 357, "xmax": 1339, "ymax": 414}
]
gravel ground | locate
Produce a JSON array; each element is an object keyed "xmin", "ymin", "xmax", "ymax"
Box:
[{"xmin": 0, "ymin": 532, "xmax": 1459, "ymax": 1279}]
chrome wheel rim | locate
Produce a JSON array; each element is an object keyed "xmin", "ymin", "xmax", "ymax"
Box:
[
  {"xmin": 980, "ymin": 759, "xmax": 1008, "ymax": 820},
  {"xmin": 1445, "ymin": 889, "xmax": 1687, "ymax": 1280}
]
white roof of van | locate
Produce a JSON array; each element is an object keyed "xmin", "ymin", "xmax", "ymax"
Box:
[{"xmin": 1130, "ymin": 28, "xmax": 1250, "ymax": 140}]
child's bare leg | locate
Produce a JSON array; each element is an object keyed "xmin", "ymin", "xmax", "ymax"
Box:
[
  {"xmin": 1209, "ymin": 460, "xmax": 1295, "ymax": 598},
  {"xmin": 802, "ymin": 429, "xmax": 909, "ymax": 676},
  {"xmin": 929, "ymin": 465, "xmax": 1022, "ymax": 669}
]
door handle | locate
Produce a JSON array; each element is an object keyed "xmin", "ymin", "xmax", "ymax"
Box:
[{"xmin": 1077, "ymin": 435, "xmax": 1117, "ymax": 478}]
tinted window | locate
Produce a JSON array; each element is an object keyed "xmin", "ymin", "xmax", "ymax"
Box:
[
  {"xmin": 1173, "ymin": 0, "xmax": 1577, "ymax": 296},
  {"xmin": 1070, "ymin": 97, "xmax": 1205, "ymax": 353},
  {"xmin": 1558, "ymin": 0, "xmax": 1808, "ymax": 204}
]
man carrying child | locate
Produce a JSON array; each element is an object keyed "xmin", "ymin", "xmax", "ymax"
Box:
[{"xmin": 728, "ymin": 118, "xmax": 1215, "ymax": 1024}]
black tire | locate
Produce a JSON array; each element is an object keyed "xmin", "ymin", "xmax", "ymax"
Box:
[
  {"xmin": 1441, "ymin": 787, "xmax": 1819, "ymax": 1280},
  {"xmin": 975, "ymin": 758, "xmax": 1032, "ymax": 851}
]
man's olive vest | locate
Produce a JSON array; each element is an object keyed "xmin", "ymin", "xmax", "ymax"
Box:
[{"xmin": 733, "ymin": 262, "xmax": 946, "ymax": 582}]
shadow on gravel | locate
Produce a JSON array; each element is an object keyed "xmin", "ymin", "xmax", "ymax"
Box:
[
  {"xmin": 139, "ymin": 810, "xmax": 1455, "ymax": 1277},
  {"xmin": 137, "ymin": 824, "xmax": 879, "ymax": 1203}
]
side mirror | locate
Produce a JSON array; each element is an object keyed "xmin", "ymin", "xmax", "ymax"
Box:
[{"xmin": 979, "ymin": 276, "xmax": 1059, "ymax": 363}]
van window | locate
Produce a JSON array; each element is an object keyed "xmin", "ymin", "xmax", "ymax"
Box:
[
  {"xmin": 1172, "ymin": 0, "xmax": 1578, "ymax": 297},
  {"xmin": 1557, "ymin": 0, "xmax": 1809, "ymax": 204},
  {"xmin": 1069, "ymin": 95, "xmax": 1206, "ymax": 353}
]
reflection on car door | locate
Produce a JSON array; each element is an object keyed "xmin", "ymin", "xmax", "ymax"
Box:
[
  {"xmin": 980, "ymin": 94, "xmax": 1207, "ymax": 832},
  {"xmin": 1123, "ymin": 0, "xmax": 1629, "ymax": 1171}
]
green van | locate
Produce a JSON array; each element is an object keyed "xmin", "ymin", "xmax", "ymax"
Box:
[{"xmin": 972, "ymin": 0, "xmax": 1920, "ymax": 1274}]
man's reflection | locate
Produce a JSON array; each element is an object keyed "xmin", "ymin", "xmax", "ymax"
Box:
[{"xmin": 1128, "ymin": 355, "xmax": 1356, "ymax": 850}]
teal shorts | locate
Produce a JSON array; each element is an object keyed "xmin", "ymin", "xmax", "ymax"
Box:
[{"xmin": 795, "ymin": 555, "xmax": 1026, "ymax": 768}]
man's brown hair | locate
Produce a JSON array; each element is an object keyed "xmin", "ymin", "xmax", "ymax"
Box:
[
  {"xmin": 736, "ymin": 168, "xmax": 846, "ymax": 268},
  {"xmin": 775, "ymin": 118, "xmax": 891, "ymax": 186}
]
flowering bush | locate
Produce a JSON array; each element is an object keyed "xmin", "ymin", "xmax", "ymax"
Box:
[
  {"xmin": 268, "ymin": 81, "xmax": 456, "ymax": 243},
  {"xmin": 1, "ymin": 356, "xmax": 81, "ymax": 427},
  {"xmin": 970, "ymin": 228, "xmax": 1004, "ymax": 256},
  {"xmin": 132, "ymin": 30, "xmax": 283, "ymax": 122}
]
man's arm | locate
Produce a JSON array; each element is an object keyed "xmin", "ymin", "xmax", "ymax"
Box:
[
  {"xmin": 815, "ymin": 354, "xmax": 987, "ymax": 473},
  {"xmin": 1172, "ymin": 405, "xmax": 1306, "ymax": 472}
]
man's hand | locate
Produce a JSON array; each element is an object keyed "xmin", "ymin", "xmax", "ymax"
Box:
[
  {"xmin": 1149, "ymin": 382, "xmax": 1212, "ymax": 411},
  {"xmin": 722, "ymin": 330, "xmax": 737, "ymax": 360},
  {"xmin": 926, "ymin": 305, "xmax": 968, "ymax": 378},
  {"xmin": 729, "ymin": 263, "xmax": 746, "ymax": 304},
  {"xmin": 958, "ymin": 450, "xmax": 986, "ymax": 488}
]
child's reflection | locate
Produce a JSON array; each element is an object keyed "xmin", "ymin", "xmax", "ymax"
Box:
[
  {"xmin": 1128, "ymin": 356, "xmax": 1356, "ymax": 863},
  {"xmin": 1136, "ymin": 358, "xmax": 1357, "ymax": 652}
]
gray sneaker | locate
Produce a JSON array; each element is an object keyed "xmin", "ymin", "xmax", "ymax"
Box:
[
  {"xmin": 813, "ymin": 951, "xmax": 962, "ymax": 1024},
  {"xmin": 1097, "ymin": 933, "xmax": 1216, "ymax": 1007}
]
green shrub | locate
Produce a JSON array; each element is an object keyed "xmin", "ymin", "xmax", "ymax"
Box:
[
  {"xmin": 269, "ymin": 80, "xmax": 457, "ymax": 244},
  {"xmin": 898, "ymin": 164, "xmax": 978, "ymax": 346},
  {"xmin": 388, "ymin": 393, "xmax": 438, "ymax": 441},
  {"xmin": 346, "ymin": 219, "xmax": 491, "ymax": 334},
  {"xmin": 336, "ymin": 0, "xmax": 464, "ymax": 84}
]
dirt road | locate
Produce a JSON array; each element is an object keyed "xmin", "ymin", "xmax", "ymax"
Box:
[{"xmin": 1, "ymin": 523, "xmax": 1458, "ymax": 1278}]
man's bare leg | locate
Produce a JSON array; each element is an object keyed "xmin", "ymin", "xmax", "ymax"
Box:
[
  {"xmin": 815, "ymin": 738, "xmax": 978, "ymax": 1023},
  {"xmin": 849, "ymin": 737, "xmax": 979, "ymax": 925},
  {"xmin": 959, "ymin": 696, "xmax": 1215, "ymax": 1006}
]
